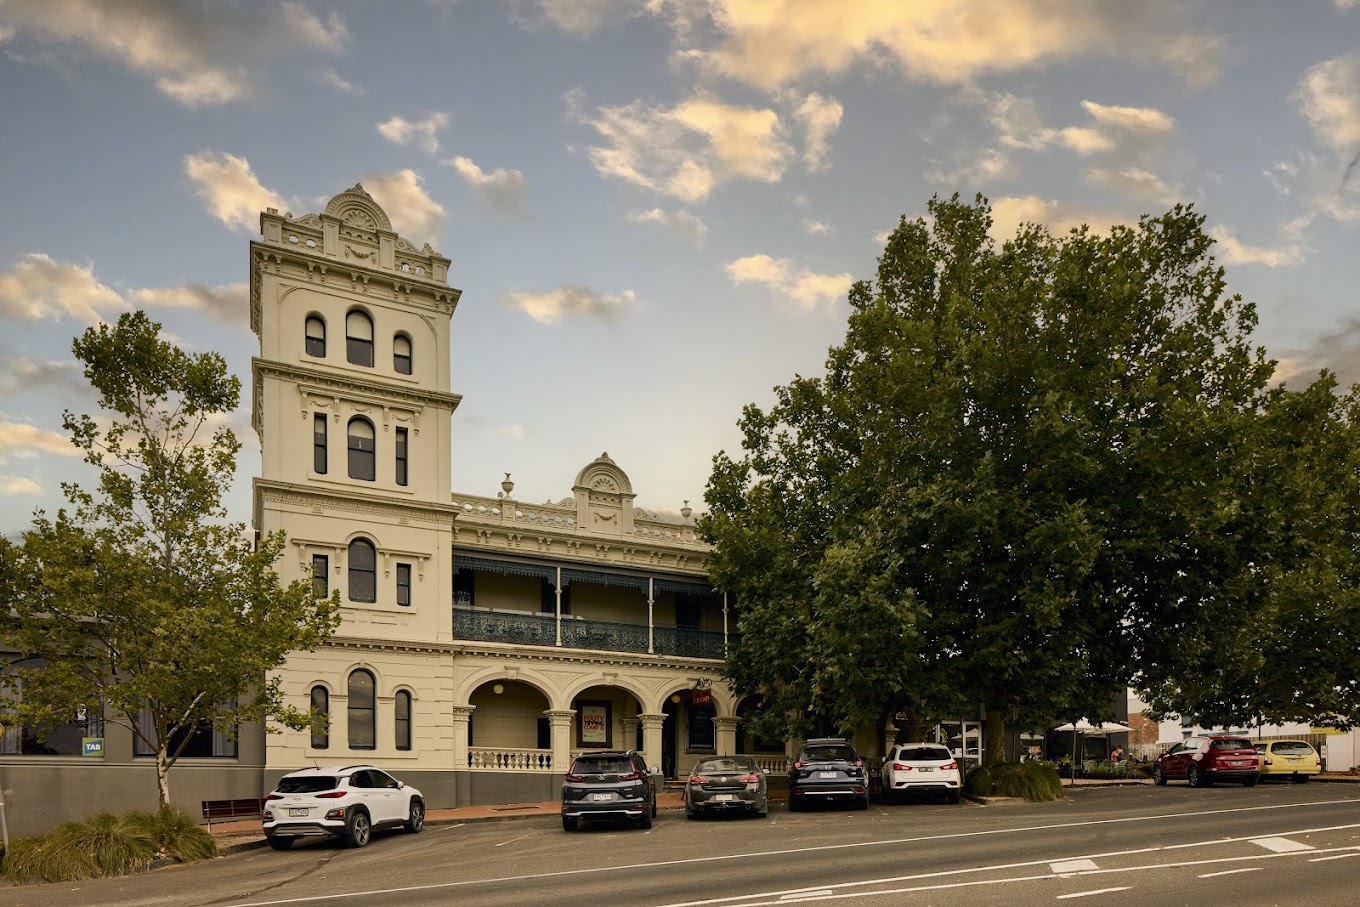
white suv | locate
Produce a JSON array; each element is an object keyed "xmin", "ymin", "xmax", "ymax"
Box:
[
  {"xmin": 262, "ymin": 765, "xmax": 425, "ymax": 849},
  {"xmin": 880, "ymin": 743, "xmax": 962, "ymax": 804}
]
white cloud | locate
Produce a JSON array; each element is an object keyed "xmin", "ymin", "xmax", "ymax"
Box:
[
  {"xmin": 1209, "ymin": 227, "xmax": 1305, "ymax": 268},
  {"xmin": 362, "ymin": 170, "xmax": 446, "ymax": 247},
  {"xmin": 509, "ymin": 0, "xmax": 649, "ymax": 35},
  {"xmin": 0, "ymin": 421, "xmax": 79, "ymax": 458},
  {"xmin": 801, "ymin": 219, "xmax": 830, "ymax": 235},
  {"xmin": 627, "ymin": 207, "xmax": 709, "ymax": 246},
  {"xmin": 0, "ymin": 354, "xmax": 84, "ymax": 398},
  {"xmin": 0, "ymin": 0, "xmax": 347, "ymax": 106},
  {"xmin": 1081, "ymin": 100, "xmax": 1175, "ymax": 136},
  {"xmin": 132, "ymin": 282, "xmax": 250, "ymax": 329},
  {"xmin": 0, "ymin": 253, "xmax": 125, "ymax": 323},
  {"xmin": 185, "ymin": 151, "xmax": 289, "ymax": 232},
  {"xmin": 1085, "ymin": 166, "xmax": 1177, "ymax": 204},
  {"xmin": 571, "ymin": 90, "xmax": 791, "ymax": 202},
  {"xmin": 377, "ymin": 112, "xmax": 451, "ymax": 154},
  {"xmin": 446, "ymin": 156, "xmax": 527, "ymax": 213},
  {"xmin": 724, "ymin": 254, "xmax": 852, "ymax": 311},
  {"xmin": 1275, "ymin": 317, "xmax": 1360, "ymax": 391},
  {"xmin": 505, "ymin": 286, "xmax": 637, "ymax": 324},
  {"xmin": 988, "ymin": 196, "xmax": 1126, "ymax": 241},
  {"xmin": 0, "ymin": 475, "xmax": 42, "ymax": 495},
  {"xmin": 794, "ymin": 92, "xmax": 843, "ymax": 170},
  {"xmin": 928, "ymin": 147, "xmax": 1015, "ymax": 185},
  {"xmin": 1295, "ymin": 54, "xmax": 1360, "ymax": 152},
  {"xmin": 317, "ymin": 67, "xmax": 364, "ymax": 96},
  {"xmin": 1335, "ymin": 0, "xmax": 1359, "ymax": 11},
  {"xmin": 991, "ymin": 95, "xmax": 1172, "ymax": 157}
]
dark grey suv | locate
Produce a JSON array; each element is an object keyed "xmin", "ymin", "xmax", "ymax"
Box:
[
  {"xmin": 561, "ymin": 751, "xmax": 658, "ymax": 830},
  {"xmin": 788, "ymin": 738, "xmax": 870, "ymax": 811}
]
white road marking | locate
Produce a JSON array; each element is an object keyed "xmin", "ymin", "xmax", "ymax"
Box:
[
  {"xmin": 1056, "ymin": 888, "xmax": 1130, "ymax": 900},
  {"xmin": 220, "ymin": 801, "xmax": 1360, "ymax": 907},
  {"xmin": 436, "ymin": 823, "xmax": 464, "ymax": 831},
  {"xmin": 1252, "ymin": 837, "xmax": 1315, "ymax": 853},
  {"xmin": 495, "ymin": 833, "xmax": 530, "ymax": 847},
  {"xmin": 1310, "ymin": 853, "xmax": 1360, "ymax": 862},
  {"xmin": 1199, "ymin": 867, "xmax": 1262, "ymax": 878},
  {"xmin": 1051, "ymin": 859, "xmax": 1099, "ymax": 873},
  {"xmin": 780, "ymin": 892, "xmax": 834, "ymax": 900}
]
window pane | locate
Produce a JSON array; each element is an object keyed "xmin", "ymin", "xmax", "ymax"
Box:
[
  {"xmin": 395, "ymin": 428, "xmax": 408, "ymax": 486},
  {"xmin": 306, "ymin": 317, "xmax": 326, "ymax": 357},
  {"xmin": 348, "ymin": 539, "xmax": 377, "ymax": 603},
  {"xmin": 313, "ymin": 414, "xmax": 328, "ymax": 474},
  {"xmin": 310, "ymin": 686, "xmax": 329, "ymax": 749},
  {"xmin": 346, "ymin": 311, "xmax": 374, "ymax": 367},
  {"xmin": 395, "ymin": 692, "xmax": 411, "ymax": 751},
  {"xmin": 312, "ymin": 554, "xmax": 329, "ymax": 597},
  {"xmin": 396, "ymin": 563, "xmax": 411, "ymax": 607},
  {"xmin": 348, "ymin": 670, "xmax": 376, "ymax": 750},
  {"xmin": 394, "ymin": 335, "xmax": 412, "ymax": 375},
  {"xmin": 347, "ymin": 419, "xmax": 376, "ymax": 481}
]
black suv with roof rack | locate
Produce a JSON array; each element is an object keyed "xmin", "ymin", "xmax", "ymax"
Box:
[
  {"xmin": 788, "ymin": 737, "xmax": 870, "ymax": 811},
  {"xmin": 561, "ymin": 750, "xmax": 659, "ymax": 830}
]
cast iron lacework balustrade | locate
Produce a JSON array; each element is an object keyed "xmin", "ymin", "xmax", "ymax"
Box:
[
  {"xmin": 468, "ymin": 748, "xmax": 552, "ymax": 771},
  {"xmin": 452, "ymin": 609, "xmax": 727, "ymax": 659}
]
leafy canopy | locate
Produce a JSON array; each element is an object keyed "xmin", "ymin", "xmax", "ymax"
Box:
[{"xmin": 0, "ymin": 311, "xmax": 339, "ymax": 805}]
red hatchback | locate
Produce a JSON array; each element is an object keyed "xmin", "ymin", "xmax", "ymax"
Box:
[{"xmin": 1153, "ymin": 735, "xmax": 1261, "ymax": 787}]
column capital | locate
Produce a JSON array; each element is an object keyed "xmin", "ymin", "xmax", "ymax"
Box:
[
  {"xmin": 638, "ymin": 713, "xmax": 667, "ymax": 727},
  {"xmin": 451, "ymin": 705, "xmax": 476, "ymax": 720},
  {"xmin": 544, "ymin": 709, "xmax": 576, "ymax": 724},
  {"xmin": 713, "ymin": 716, "xmax": 740, "ymax": 730}
]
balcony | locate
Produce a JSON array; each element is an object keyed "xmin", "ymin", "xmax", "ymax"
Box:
[{"xmin": 453, "ymin": 609, "xmax": 727, "ymax": 660}]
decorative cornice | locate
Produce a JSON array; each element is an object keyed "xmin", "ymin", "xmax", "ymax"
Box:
[
  {"xmin": 255, "ymin": 479, "xmax": 460, "ymax": 521},
  {"xmin": 250, "ymin": 242, "xmax": 462, "ymax": 312},
  {"xmin": 448, "ymin": 640, "xmax": 724, "ymax": 671},
  {"xmin": 253, "ymin": 358, "xmax": 461, "ymax": 413}
]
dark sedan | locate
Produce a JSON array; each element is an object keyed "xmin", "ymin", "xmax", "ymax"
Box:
[
  {"xmin": 684, "ymin": 755, "xmax": 769, "ymax": 819},
  {"xmin": 788, "ymin": 737, "xmax": 870, "ymax": 811}
]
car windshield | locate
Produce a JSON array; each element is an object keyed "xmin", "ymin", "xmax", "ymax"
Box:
[
  {"xmin": 899, "ymin": 747, "xmax": 951, "ymax": 761},
  {"xmin": 801, "ymin": 745, "xmax": 857, "ymax": 762},
  {"xmin": 1209, "ymin": 739, "xmax": 1254, "ymax": 750},
  {"xmin": 572, "ymin": 756, "xmax": 633, "ymax": 774},
  {"xmin": 695, "ymin": 757, "xmax": 753, "ymax": 774},
  {"xmin": 274, "ymin": 776, "xmax": 338, "ymax": 794},
  {"xmin": 1273, "ymin": 742, "xmax": 1314, "ymax": 755}
]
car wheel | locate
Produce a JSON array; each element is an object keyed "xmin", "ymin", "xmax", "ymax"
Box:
[
  {"xmin": 639, "ymin": 809, "xmax": 653, "ymax": 829},
  {"xmin": 345, "ymin": 809, "xmax": 371, "ymax": 848},
  {"xmin": 947, "ymin": 790, "xmax": 961, "ymax": 805},
  {"xmin": 266, "ymin": 836, "xmax": 294, "ymax": 851},
  {"xmin": 1187, "ymin": 765, "xmax": 1206, "ymax": 788},
  {"xmin": 562, "ymin": 815, "xmax": 578, "ymax": 831},
  {"xmin": 1242, "ymin": 774, "xmax": 1259, "ymax": 788},
  {"xmin": 685, "ymin": 807, "xmax": 697, "ymax": 820},
  {"xmin": 1152, "ymin": 764, "xmax": 1167, "ymax": 786},
  {"xmin": 652, "ymin": 799, "xmax": 658, "ymax": 818},
  {"xmin": 405, "ymin": 799, "xmax": 425, "ymax": 833},
  {"xmin": 757, "ymin": 803, "xmax": 768, "ymax": 818}
]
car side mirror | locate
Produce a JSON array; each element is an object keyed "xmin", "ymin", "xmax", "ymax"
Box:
[
  {"xmin": 397, "ymin": 781, "xmax": 404, "ymax": 789},
  {"xmin": 762, "ymin": 768, "xmax": 769, "ymax": 775},
  {"xmin": 649, "ymin": 765, "xmax": 660, "ymax": 775}
]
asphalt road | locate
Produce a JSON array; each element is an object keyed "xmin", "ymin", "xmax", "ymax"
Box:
[{"xmin": 9, "ymin": 782, "xmax": 1360, "ymax": 907}]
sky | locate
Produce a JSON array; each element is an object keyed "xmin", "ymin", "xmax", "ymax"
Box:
[{"xmin": 1, "ymin": 0, "xmax": 1358, "ymax": 538}]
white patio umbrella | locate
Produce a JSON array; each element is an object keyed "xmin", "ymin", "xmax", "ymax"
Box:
[{"xmin": 1054, "ymin": 720, "xmax": 1134, "ymax": 783}]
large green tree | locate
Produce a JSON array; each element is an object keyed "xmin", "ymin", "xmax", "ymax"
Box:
[
  {"xmin": 703, "ymin": 194, "xmax": 1357, "ymax": 760},
  {"xmin": 0, "ymin": 311, "xmax": 339, "ymax": 807}
]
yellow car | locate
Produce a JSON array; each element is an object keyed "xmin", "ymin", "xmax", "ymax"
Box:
[{"xmin": 1254, "ymin": 740, "xmax": 1321, "ymax": 781}]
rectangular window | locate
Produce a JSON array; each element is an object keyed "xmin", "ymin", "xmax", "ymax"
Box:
[
  {"xmin": 313, "ymin": 414, "xmax": 328, "ymax": 474},
  {"xmin": 537, "ymin": 717, "xmax": 551, "ymax": 749},
  {"xmin": 395, "ymin": 427, "xmax": 408, "ymax": 487},
  {"xmin": 312, "ymin": 554, "xmax": 329, "ymax": 597},
  {"xmin": 134, "ymin": 710, "xmax": 237, "ymax": 758},
  {"xmin": 539, "ymin": 578, "xmax": 571, "ymax": 614},
  {"xmin": 453, "ymin": 567, "xmax": 475, "ymax": 608},
  {"xmin": 396, "ymin": 563, "xmax": 411, "ymax": 607}
]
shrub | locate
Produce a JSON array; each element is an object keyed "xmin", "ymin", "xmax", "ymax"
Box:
[
  {"xmin": 0, "ymin": 806, "xmax": 217, "ymax": 884},
  {"xmin": 964, "ymin": 761, "xmax": 1063, "ymax": 802}
]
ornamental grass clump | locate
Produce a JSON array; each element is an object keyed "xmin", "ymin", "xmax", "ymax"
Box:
[
  {"xmin": 0, "ymin": 806, "xmax": 216, "ymax": 884},
  {"xmin": 964, "ymin": 762, "xmax": 1063, "ymax": 802}
]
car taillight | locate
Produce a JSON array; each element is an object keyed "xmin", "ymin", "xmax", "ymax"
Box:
[
  {"xmin": 893, "ymin": 763, "xmax": 911, "ymax": 771},
  {"xmin": 793, "ymin": 761, "xmax": 807, "ymax": 769},
  {"xmin": 690, "ymin": 774, "xmax": 709, "ymax": 784},
  {"xmin": 1263, "ymin": 758, "xmax": 1273, "ymax": 766},
  {"xmin": 265, "ymin": 794, "xmax": 284, "ymax": 801},
  {"xmin": 315, "ymin": 791, "xmax": 346, "ymax": 799},
  {"xmin": 740, "ymin": 774, "xmax": 761, "ymax": 783},
  {"xmin": 942, "ymin": 761, "xmax": 957, "ymax": 771},
  {"xmin": 852, "ymin": 760, "xmax": 864, "ymax": 767},
  {"xmin": 565, "ymin": 774, "xmax": 585, "ymax": 782},
  {"xmin": 618, "ymin": 771, "xmax": 640, "ymax": 782}
]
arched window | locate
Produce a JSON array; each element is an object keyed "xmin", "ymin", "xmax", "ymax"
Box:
[
  {"xmin": 395, "ymin": 690, "xmax": 412, "ymax": 751},
  {"xmin": 310, "ymin": 686, "xmax": 329, "ymax": 749},
  {"xmin": 348, "ymin": 538, "xmax": 376, "ymax": 603},
  {"xmin": 347, "ymin": 418, "xmax": 375, "ymax": 481},
  {"xmin": 305, "ymin": 316, "xmax": 326, "ymax": 358},
  {"xmin": 347, "ymin": 669, "xmax": 376, "ymax": 750},
  {"xmin": 346, "ymin": 310, "xmax": 374, "ymax": 367},
  {"xmin": 393, "ymin": 334, "xmax": 412, "ymax": 375}
]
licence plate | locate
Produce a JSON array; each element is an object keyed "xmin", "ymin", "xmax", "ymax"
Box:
[
  {"xmin": 819, "ymin": 771, "xmax": 837, "ymax": 779},
  {"xmin": 288, "ymin": 808, "xmax": 308, "ymax": 817},
  {"xmin": 713, "ymin": 794, "xmax": 736, "ymax": 802},
  {"xmin": 918, "ymin": 767, "xmax": 934, "ymax": 772},
  {"xmin": 1287, "ymin": 758, "xmax": 1300, "ymax": 763},
  {"xmin": 590, "ymin": 792, "xmax": 613, "ymax": 801}
]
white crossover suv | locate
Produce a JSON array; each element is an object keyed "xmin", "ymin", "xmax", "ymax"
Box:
[
  {"xmin": 262, "ymin": 765, "xmax": 425, "ymax": 849},
  {"xmin": 880, "ymin": 743, "xmax": 963, "ymax": 804}
]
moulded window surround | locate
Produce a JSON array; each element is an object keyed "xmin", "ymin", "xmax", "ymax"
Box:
[
  {"xmin": 310, "ymin": 686, "xmax": 329, "ymax": 749},
  {"xmin": 305, "ymin": 316, "xmax": 326, "ymax": 358},
  {"xmin": 348, "ymin": 538, "xmax": 377, "ymax": 603},
  {"xmin": 312, "ymin": 554, "xmax": 329, "ymax": 597},
  {"xmin": 395, "ymin": 427, "xmax": 408, "ymax": 487},
  {"xmin": 346, "ymin": 310, "xmax": 375, "ymax": 367},
  {"xmin": 347, "ymin": 418, "xmax": 376, "ymax": 481},
  {"xmin": 393, "ymin": 334, "xmax": 412, "ymax": 375},
  {"xmin": 395, "ymin": 690, "xmax": 412, "ymax": 751},
  {"xmin": 313, "ymin": 414, "xmax": 328, "ymax": 474},
  {"xmin": 348, "ymin": 669, "xmax": 376, "ymax": 750},
  {"xmin": 396, "ymin": 563, "xmax": 412, "ymax": 607}
]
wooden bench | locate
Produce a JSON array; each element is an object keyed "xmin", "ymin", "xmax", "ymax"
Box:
[{"xmin": 201, "ymin": 798, "xmax": 266, "ymax": 826}]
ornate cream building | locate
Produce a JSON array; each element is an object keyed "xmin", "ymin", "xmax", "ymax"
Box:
[{"xmin": 250, "ymin": 186, "xmax": 787, "ymax": 808}]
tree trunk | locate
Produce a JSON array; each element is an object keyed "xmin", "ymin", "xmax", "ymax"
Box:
[
  {"xmin": 984, "ymin": 713, "xmax": 1007, "ymax": 766},
  {"xmin": 156, "ymin": 746, "xmax": 172, "ymax": 808}
]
